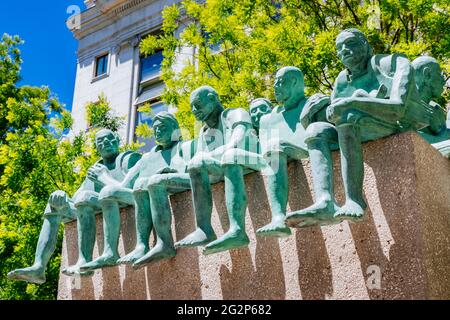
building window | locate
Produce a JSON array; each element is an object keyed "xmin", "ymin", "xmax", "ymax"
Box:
[
  {"xmin": 140, "ymin": 50, "xmax": 163, "ymax": 83},
  {"xmin": 135, "ymin": 81, "xmax": 168, "ymax": 151},
  {"xmin": 95, "ymin": 54, "xmax": 109, "ymax": 78}
]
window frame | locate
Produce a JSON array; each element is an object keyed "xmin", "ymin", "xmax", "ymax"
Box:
[
  {"xmin": 92, "ymin": 52, "xmax": 110, "ymax": 82},
  {"xmin": 139, "ymin": 49, "xmax": 164, "ymax": 86}
]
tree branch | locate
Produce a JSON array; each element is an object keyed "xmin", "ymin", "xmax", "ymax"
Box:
[{"xmin": 343, "ymin": 0, "xmax": 361, "ymax": 25}]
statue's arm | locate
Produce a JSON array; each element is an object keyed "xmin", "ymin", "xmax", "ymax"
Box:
[
  {"xmin": 120, "ymin": 157, "xmax": 143, "ymax": 188},
  {"xmin": 327, "ymin": 60, "xmax": 412, "ymax": 123},
  {"xmin": 209, "ymin": 109, "xmax": 252, "ymax": 157},
  {"xmin": 389, "ymin": 55, "xmax": 414, "ymax": 105}
]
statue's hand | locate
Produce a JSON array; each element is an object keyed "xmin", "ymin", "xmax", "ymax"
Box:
[
  {"xmin": 187, "ymin": 152, "xmax": 221, "ymax": 172},
  {"xmin": 49, "ymin": 190, "xmax": 69, "ymax": 210},
  {"xmin": 327, "ymin": 98, "xmax": 352, "ymax": 123},
  {"xmin": 87, "ymin": 163, "xmax": 108, "ymax": 184}
]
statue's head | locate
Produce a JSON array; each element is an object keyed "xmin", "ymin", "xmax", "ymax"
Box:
[
  {"xmin": 190, "ymin": 86, "xmax": 222, "ymax": 122},
  {"xmin": 412, "ymin": 56, "xmax": 445, "ymax": 103},
  {"xmin": 336, "ymin": 28, "xmax": 373, "ymax": 70},
  {"xmin": 152, "ymin": 111, "xmax": 182, "ymax": 148},
  {"xmin": 274, "ymin": 67, "xmax": 305, "ymax": 106},
  {"xmin": 94, "ymin": 129, "xmax": 120, "ymax": 159},
  {"xmin": 249, "ymin": 98, "xmax": 272, "ymax": 129}
]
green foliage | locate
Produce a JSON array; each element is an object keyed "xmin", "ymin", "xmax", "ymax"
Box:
[
  {"xmin": 134, "ymin": 103, "xmax": 155, "ymax": 140},
  {"xmin": 0, "ymin": 35, "xmax": 135, "ymax": 299},
  {"xmin": 140, "ymin": 0, "xmax": 449, "ymax": 135},
  {"xmin": 85, "ymin": 93, "xmax": 124, "ymax": 132}
]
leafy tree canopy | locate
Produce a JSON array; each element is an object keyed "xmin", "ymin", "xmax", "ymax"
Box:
[
  {"xmin": 140, "ymin": 0, "xmax": 449, "ymax": 136},
  {"xmin": 0, "ymin": 34, "xmax": 131, "ymax": 299}
]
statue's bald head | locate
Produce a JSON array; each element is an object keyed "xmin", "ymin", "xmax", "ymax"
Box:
[
  {"xmin": 274, "ymin": 67, "xmax": 305, "ymax": 106},
  {"xmin": 190, "ymin": 85, "xmax": 222, "ymax": 122},
  {"xmin": 94, "ymin": 128, "xmax": 120, "ymax": 158},
  {"xmin": 412, "ymin": 56, "xmax": 445, "ymax": 102},
  {"xmin": 412, "ymin": 56, "xmax": 440, "ymax": 72}
]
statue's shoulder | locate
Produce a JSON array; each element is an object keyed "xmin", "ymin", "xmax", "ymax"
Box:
[
  {"xmin": 334, "ymin": 69, "xmax": 350, "ymax": 87},
  {"xmin": 371, "ymin": 53, "xmax": 411, "ymax": 76},
  {"xmin": 300, "ymin": 94, "xmax": 331, "ymax": 128},
  {"xmin": 179, "ymin": 139, "xmax": 197, "ymax": 161},
  {"xmin": 222, "ymin": 108, "xmax": 252, "ymax": 129},
  {"xmin": 118, "ymin": 150, "xmax": 142, "ymax": 171}
]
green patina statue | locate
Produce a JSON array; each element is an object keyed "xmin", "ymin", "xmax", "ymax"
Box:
[
  {"xmin": 79, "ymin": 112, "xmax": 192, "ymax": 270},
  {"xmin": 414, "ymin": 56, "xmax": 450, "ymax": 158},
  {"xmin": 131, "ymin": 114, "xmax": 195, "ymax": 267},
  {"xmin": 249, "ymin": 98, "xmax": 273, "ymax": 132},
  {"xmin": 9, "ymin": 28, "xmax": 449, "ymax": 282},
  {"xmin": 174, "ymin": 86, "xmax": 266, "ymax": 255},
  {"xmin": 7, "ymin": 129, "xmax": 141, "ymax": 283},
  {"xmin": 285, "ymin": 28, "xmax": 444, "ymax": 227},
  {"xmin": 256, "ymin": 67, "xmax": 333, "ymax": 236}
]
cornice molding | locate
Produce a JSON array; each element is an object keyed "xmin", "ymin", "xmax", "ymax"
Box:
[{"xmin": 72, "ymin": 0, "xmax": 161, "ymax": 40}]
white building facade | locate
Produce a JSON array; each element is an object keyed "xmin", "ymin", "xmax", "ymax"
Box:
[{"xmin": 69, "ymin": 0, "xmax": 192, "ymax": 148}]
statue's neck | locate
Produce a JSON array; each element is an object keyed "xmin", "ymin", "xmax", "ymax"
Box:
[
  {"xmin": 159, "ymin": 140, "xmax": 177, "ymax": 151},
  {"xmin": 284, "ymin": 95, "xmax": 305, "ymax": 110},
  {"xmin": 205, "ymin": 106, "xmax": 224, "ymax": 128},
  {"xmin": 102, "ymin": 153, "xmax": 118, "ymax": 169},
  {"xmin": 347, "ymin": 57, "xmax": 371, "ymax": 80},
  {"xmin": 421, "ymin": 86, "xmax": 432, "ymax": 104}
]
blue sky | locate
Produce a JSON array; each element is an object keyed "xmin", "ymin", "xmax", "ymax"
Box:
[{"xmin": 1, "ymin": 1, "xmax": 87, "ymax": 111}]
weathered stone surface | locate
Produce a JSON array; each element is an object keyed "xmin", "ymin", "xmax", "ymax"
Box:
[{"xmin": 58, "ymin": 131, "xmax": 450, "ymax": 300}]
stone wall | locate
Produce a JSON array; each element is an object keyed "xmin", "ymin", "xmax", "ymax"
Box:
[{"xmin": 58, "ymin": 131, "xmax": 450, "ymax": 300}]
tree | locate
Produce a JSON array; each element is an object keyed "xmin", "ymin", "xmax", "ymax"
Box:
[
  {"xmin": 140, "ymin": 0, "xmax": 449, "ymax": 135},
  {"xmin": 0, "ymin": 34, "xmax": 132, "ymax": 299}
]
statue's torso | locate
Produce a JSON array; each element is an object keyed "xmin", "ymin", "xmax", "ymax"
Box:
[
  {"xmin": 260, "ymin": 99, "xmax": 308, "ymax": 151},
  {"xmin": 198, "ymin": 108, "xmax": 257, "ymax": 153},
  {"xmin": 138, "ymin": 141, "xmax": 187, "ymax": 178}
]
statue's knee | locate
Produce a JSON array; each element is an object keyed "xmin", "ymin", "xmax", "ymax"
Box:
[
  {"xmin": 265, "ymin": 138, "xmax": 283, "ymax": 153},
  {"xmin": 221, "ymin": 149, "xmax": 239, "ymax": 166},
  {"xmin": 147, "ymin": 175, "xmax": 167, "ymax": 189},
  {"xmin": 73, "ymin": 191, "xmax": 98, "ymax": 208},
  {"xmin": 305, "ymin": 122, "xmax": 338, "ymax": 144},
  {"xmin": 187, "ymin": 157, "xmax": 207, "ymax": 172},
  {"xmin": 342, "ymin": 110, "xmax": 362, "ymax": 125},
  {"xmin": 99, "ymin": 186, "xmax": 121, "ymax": 202},
  {"xmin": 133, "ymin": 178, "xmax": 148, "ymax": 193}
]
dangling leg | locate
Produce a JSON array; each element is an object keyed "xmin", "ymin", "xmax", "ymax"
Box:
[
  {"xmin": 8, "ymin": 210, "xmax": 61, "ymax": 284},
  {"xmin": 204, "ymin": 164, "xmax": 250, "ymax": 255},
  {"xmin": 334, "ymin": 123, "xmax": 366, "ymax": 221},
  {"xmin": 134, "ymin": 174, "xmax": 192, "ymax": 266},
  {"xmin": 81, "ymin": 186, "xmax": 133, "ymax": 270},
  {"xmin": 256, "ymin": 151, "xmax": 292, "ymax": 237},
  {"xmin": 286, "ymin": 124, "xmax": 340, "ymax": 227},
  {"xmin": 62, "ymin": 204, "xmax": 96, "ymax": 276},
  {"xmin": 118, "ymin": 189, "xmax": 152, "ymax": 264},
  {"xmin": 81, "ymin": 200, "xmax": 121, "ymax": 270},
  {"xmin": 175, "ymin": 167, "xmax": 217, "ymax": 248}
]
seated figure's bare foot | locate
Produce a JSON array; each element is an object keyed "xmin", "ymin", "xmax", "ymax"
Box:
[
  {"xmin": 133, "ymin": 243, "xmax": 176, "ymax": 268},
  {"xmin": 174, "ymin": 228, "xmax": 217, "ymax": 248},
  {"xmin": 203, "ymin": 229, "xmax": 249, "ymax": 255},
  {"xmin": 117, "ymin": 244, "xmax": 149, "ymax": 265},
  {"xmin": 62, "ymin": 261, "xmax": 94, "ymax": 277},
  {"xmin": 333, "ymin": 199, "xmax": 366, "ymax": 223},
  {"xmin": 7, "ymin": 265, "xmax": 46, "ymax": 284},
  {"xmin": 256, "ymin": 215, "xmax": 291, "ymax": 237},
  {"xmin": 79, "ymin": 253, "xmax": 120, "ymax": 271},
  {"xmin": 286, "ymin": 200, "xmax": 340, "ymax": 228}
]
